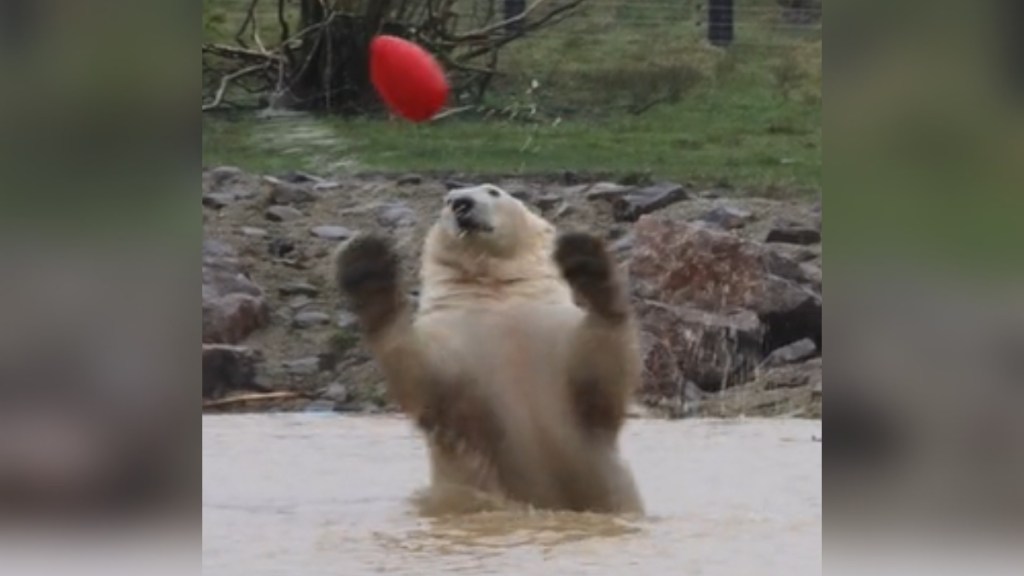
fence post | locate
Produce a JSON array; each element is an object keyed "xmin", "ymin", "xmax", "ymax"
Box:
[{"xmin": 708, "ymin": 0, "xmax": 734, "ymax": 47}]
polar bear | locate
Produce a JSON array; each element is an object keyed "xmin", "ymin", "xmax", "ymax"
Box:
[{"xmin": 333, "ymin": 184, "xmax": 643, "ymax": 514}]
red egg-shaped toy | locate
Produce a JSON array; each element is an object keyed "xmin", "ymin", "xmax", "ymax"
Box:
[{"xmin": 370, "ymin": 35, "xmax": 449, "ymax": 122}]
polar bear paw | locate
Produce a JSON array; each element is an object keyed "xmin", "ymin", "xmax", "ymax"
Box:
[
  {"xmin": 334, "ymin": 234, "xmax": 403, "ymax": 332},
  {"xmin": 554, "ymin": 232, "xmax": 626, "ymax": 321}
]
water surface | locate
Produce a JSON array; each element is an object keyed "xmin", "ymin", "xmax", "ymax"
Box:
[{"xmin": 203, "ymin": 415, "xmax": 821, "ymax": 575}]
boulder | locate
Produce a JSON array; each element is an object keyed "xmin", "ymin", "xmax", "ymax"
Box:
[
  {"xmin": 629, "ymin": 216, "xmax": 821, "ymax": 352},
  {"xmin": 636, "ymin": 300, "xmax": 765, "ymax": 394}
]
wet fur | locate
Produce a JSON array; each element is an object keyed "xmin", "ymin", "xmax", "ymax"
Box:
[{"xmin": 333, "ymin": 188, "xmax": 643, "ymax": 514}]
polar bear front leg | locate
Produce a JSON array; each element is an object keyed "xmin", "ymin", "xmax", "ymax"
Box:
[
  {"xmin": 334, "ymin": 234, "xmax": 430, "ymax": 414},
  {"xmin": 554, "ymin": 233, "xmax": 642, "ymax": 434}
]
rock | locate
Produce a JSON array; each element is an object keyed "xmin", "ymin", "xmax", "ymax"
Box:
[
  {"xmin": 277, "ymin": 170, "xmax": 325, "ymax": 185},
  {"xmin": 203, "ymin": 166, "xmax": 259, "ymax": 203},
  {"xmin": 611, "ymin": 182, "xmax": 690, "ymax": 222},
  {"xmin": 202, "ymin": 344, "xmax": 266, "ymax": 398},
  {"xmin": 203, "ymin": 294, "xmax": 270, "ymax": 344},
  {"xmin": 202, "ymin": 192, "xmax": 234, "ymax": 209},
  {"xmin": 292, "ymin": 310, "xmax": 331, "ymax": 329},
  {"xmin": 310, "ymin": 225, "xmax": 354, "ymax": 241},
  {"xmin": 554, "ymin": 203, "xmax": 575, "ymax": 219},
  {"xmin": 610, "ymin": 233, "xmax": 634, "ymax": 259},
  {"xmin": 397, "ymin": 174, "xmax": 422, "ymax": 186},
  {"xmin": 202, "ymin": 239, "xmax": 270, "ymax": 344},
  {"xmin": 263, "ymin": 175, "xmax": 318, "ymax": 205},
  {"xmin": 534, "ymin": 194, "xmax": 562, "ymax": 211},
  {"xmin": 286, "ymin": 295, "xmax": 313, "ymax": 310},
  {"xmin": 766, "ymin": 220, "xmax": 821, "ymax": 245},
  {"xmin": 267, "ymin": 237, "xmax": 295, "ymax": 258},
  {"xmin": 699, "ymin": 205, "xmax": 753, "ymax": 230},
  {"xmin": 770, "ymin": 243, "xmax": 820, "ymax": 263},
  {"xmin": 322, "ymin": 382, "xmax": 350, "ymax": 403},
  {"xmin": 336, "ymin": 311, "xmax": 359, "ymax": 330},
  {"xmin": 279, "ymin": 282, "xmax": 319, "ymax": 298},
  {"xmin": 206, "ymin": 166, "xmax": 244, "ymax": 181},
  {"xmin": 585, "ymin": 182, "xmax": 635, "ymax": 201},
  {"xmin": 281, "ymin": 357, "xmax": 321, "ymax": 376},
  {"xmin": 800, "ymin": 263, "xmax": 822, "ymax": 293},
  {"xmin": 629, "ymin": 216, "xmax": 821, "ymax": 352},
  {"xmin": 637, "ymin": 330, "xmax": 684, "ymax": 407},
  {"xmin": 376, "ymin": 202, "xmax": 417, "ymax": 228},
  {"xmin": 636, "ymin": 300, "xmax": 765, "ymax": 393},
  {"xmin": 759, "ymin": 357, "xmax": 822, "ymax": 390},
  {"xmin": 240, "ymin": 226, "xmax": 268, "ymax": 237},
  {"xmin": 762, "ymin": 338, "xmax": 818, "ymax": 368},
  {"xmin": 265, "ymin": 205, "xmax": 304, "ymax": 222}
]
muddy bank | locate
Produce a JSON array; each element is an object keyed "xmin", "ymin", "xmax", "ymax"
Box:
[{"xmin": 202, "ymin": 167, "xmax": 822, "ymax": 418}]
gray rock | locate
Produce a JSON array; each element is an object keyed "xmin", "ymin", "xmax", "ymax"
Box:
[
  {"xmin": 203, "ymin": 239, "xmax": 270, "ymax": 344},
  {"xmin": 263, "ymin": 175, "xmax": 318, "ymax": 205},
  {"xmin": 292, "ymin": 310, "xmax": 331, "ymax": 329},
  {"xmin": 265, "ymin": 205, "xmax": 304, "ymax": 222},
  {"xmin": 203, "ymin": 166, "xmax": 259, "ymax": 201},
  {"xmin": 759, "ymin": 358, "xmax": 822, "ymax": 390},
  {"xmin": 279, "ymin": 282, "xmax": 319, "ymax": 298},
  {"xmin": 762, "ymin": 338, "xmax": 818, "ymax": 368},
  {"xmin": 336, "ymin": 311, "xmax": 359, "ymax": 330},
  {"xmin": 281, "ymin": 357, "xmax": 321, "ymax": 376},
  {"xmin": 534, "ymin": 194, "xmax": 562, "ymax": 211},
  {"xmin": 611, "ymin": 182, "xmax": 690, "ymax": 222},
  {"xmin": 376, "ymin": 202, "xmax": 417, "ymax": 228},
  {"xmin": 699, "ymin": 205, "xmax": 753, "ymax": 230},
  {"xmin": 202, "ymin": 344, "xmax": 266, "ymax": 398},
  {"xmin": 286, "ymin": 295, "xmax": 314, "ymax": 310},
  {"xmin": 766, "ymin": 219, "xmax": 821, "ymax": 245},
  {"xmin": 240, "ymin": 226, "xmax": 268, "ymax": 237},
  {"xmin": 322, "ymin": 382, "xmax": 350, "ymax": 403},
  {"xmin": 267, "ymin": 237, "xmax": 295, "ymax": 258},
  {"xmin": 585, "ymin": 182, "xmax": 635, "ymax": 201},
  {"xmin": 202, "ymin": 192, "xmax": 235, "ymax": 209},
  {"xmin": 310, "ymin": 225, "xmax": 354, "ymax": 241}
]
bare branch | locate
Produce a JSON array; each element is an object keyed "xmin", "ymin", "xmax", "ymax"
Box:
[
  {"xmin": 234, "ymin": 0, "xmax": 261, "ymax": 48},
  {"xmin": 203, "ymin": 63, "xmax": 273, "ymax": 112}
]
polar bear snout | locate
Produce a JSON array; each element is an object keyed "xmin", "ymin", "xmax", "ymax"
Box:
[
  {"xmin": 443, "ymin": 188, "xmax": 496, "ymax": 235},
  {"xmin": 449, "ymin": 196, "xmax": 475, "ymax": 218}
]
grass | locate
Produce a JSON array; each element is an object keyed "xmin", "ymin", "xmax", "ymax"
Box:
[{"xmin": 203, "ymin": 0, "xmax": 821, "ymax": 192}]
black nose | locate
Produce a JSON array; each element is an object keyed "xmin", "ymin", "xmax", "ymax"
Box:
[{"xmin": 450, "ymin": 196, "xmax": 474, "ymax": 215}]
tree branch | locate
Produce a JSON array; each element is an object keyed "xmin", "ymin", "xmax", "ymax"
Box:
[{"xmin": 203, "ymin": 63, "xmax": 273, "ymax": 111}]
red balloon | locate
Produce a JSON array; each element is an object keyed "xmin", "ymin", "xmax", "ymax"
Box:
[{"xmin": 369, "ymin": 35, "xmax": 449, "ymax": 123}]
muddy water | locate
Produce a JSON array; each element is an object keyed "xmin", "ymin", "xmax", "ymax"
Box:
[{"xmin": 203, "ymin": 415, "xmax": 821, "ymax": 575}]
